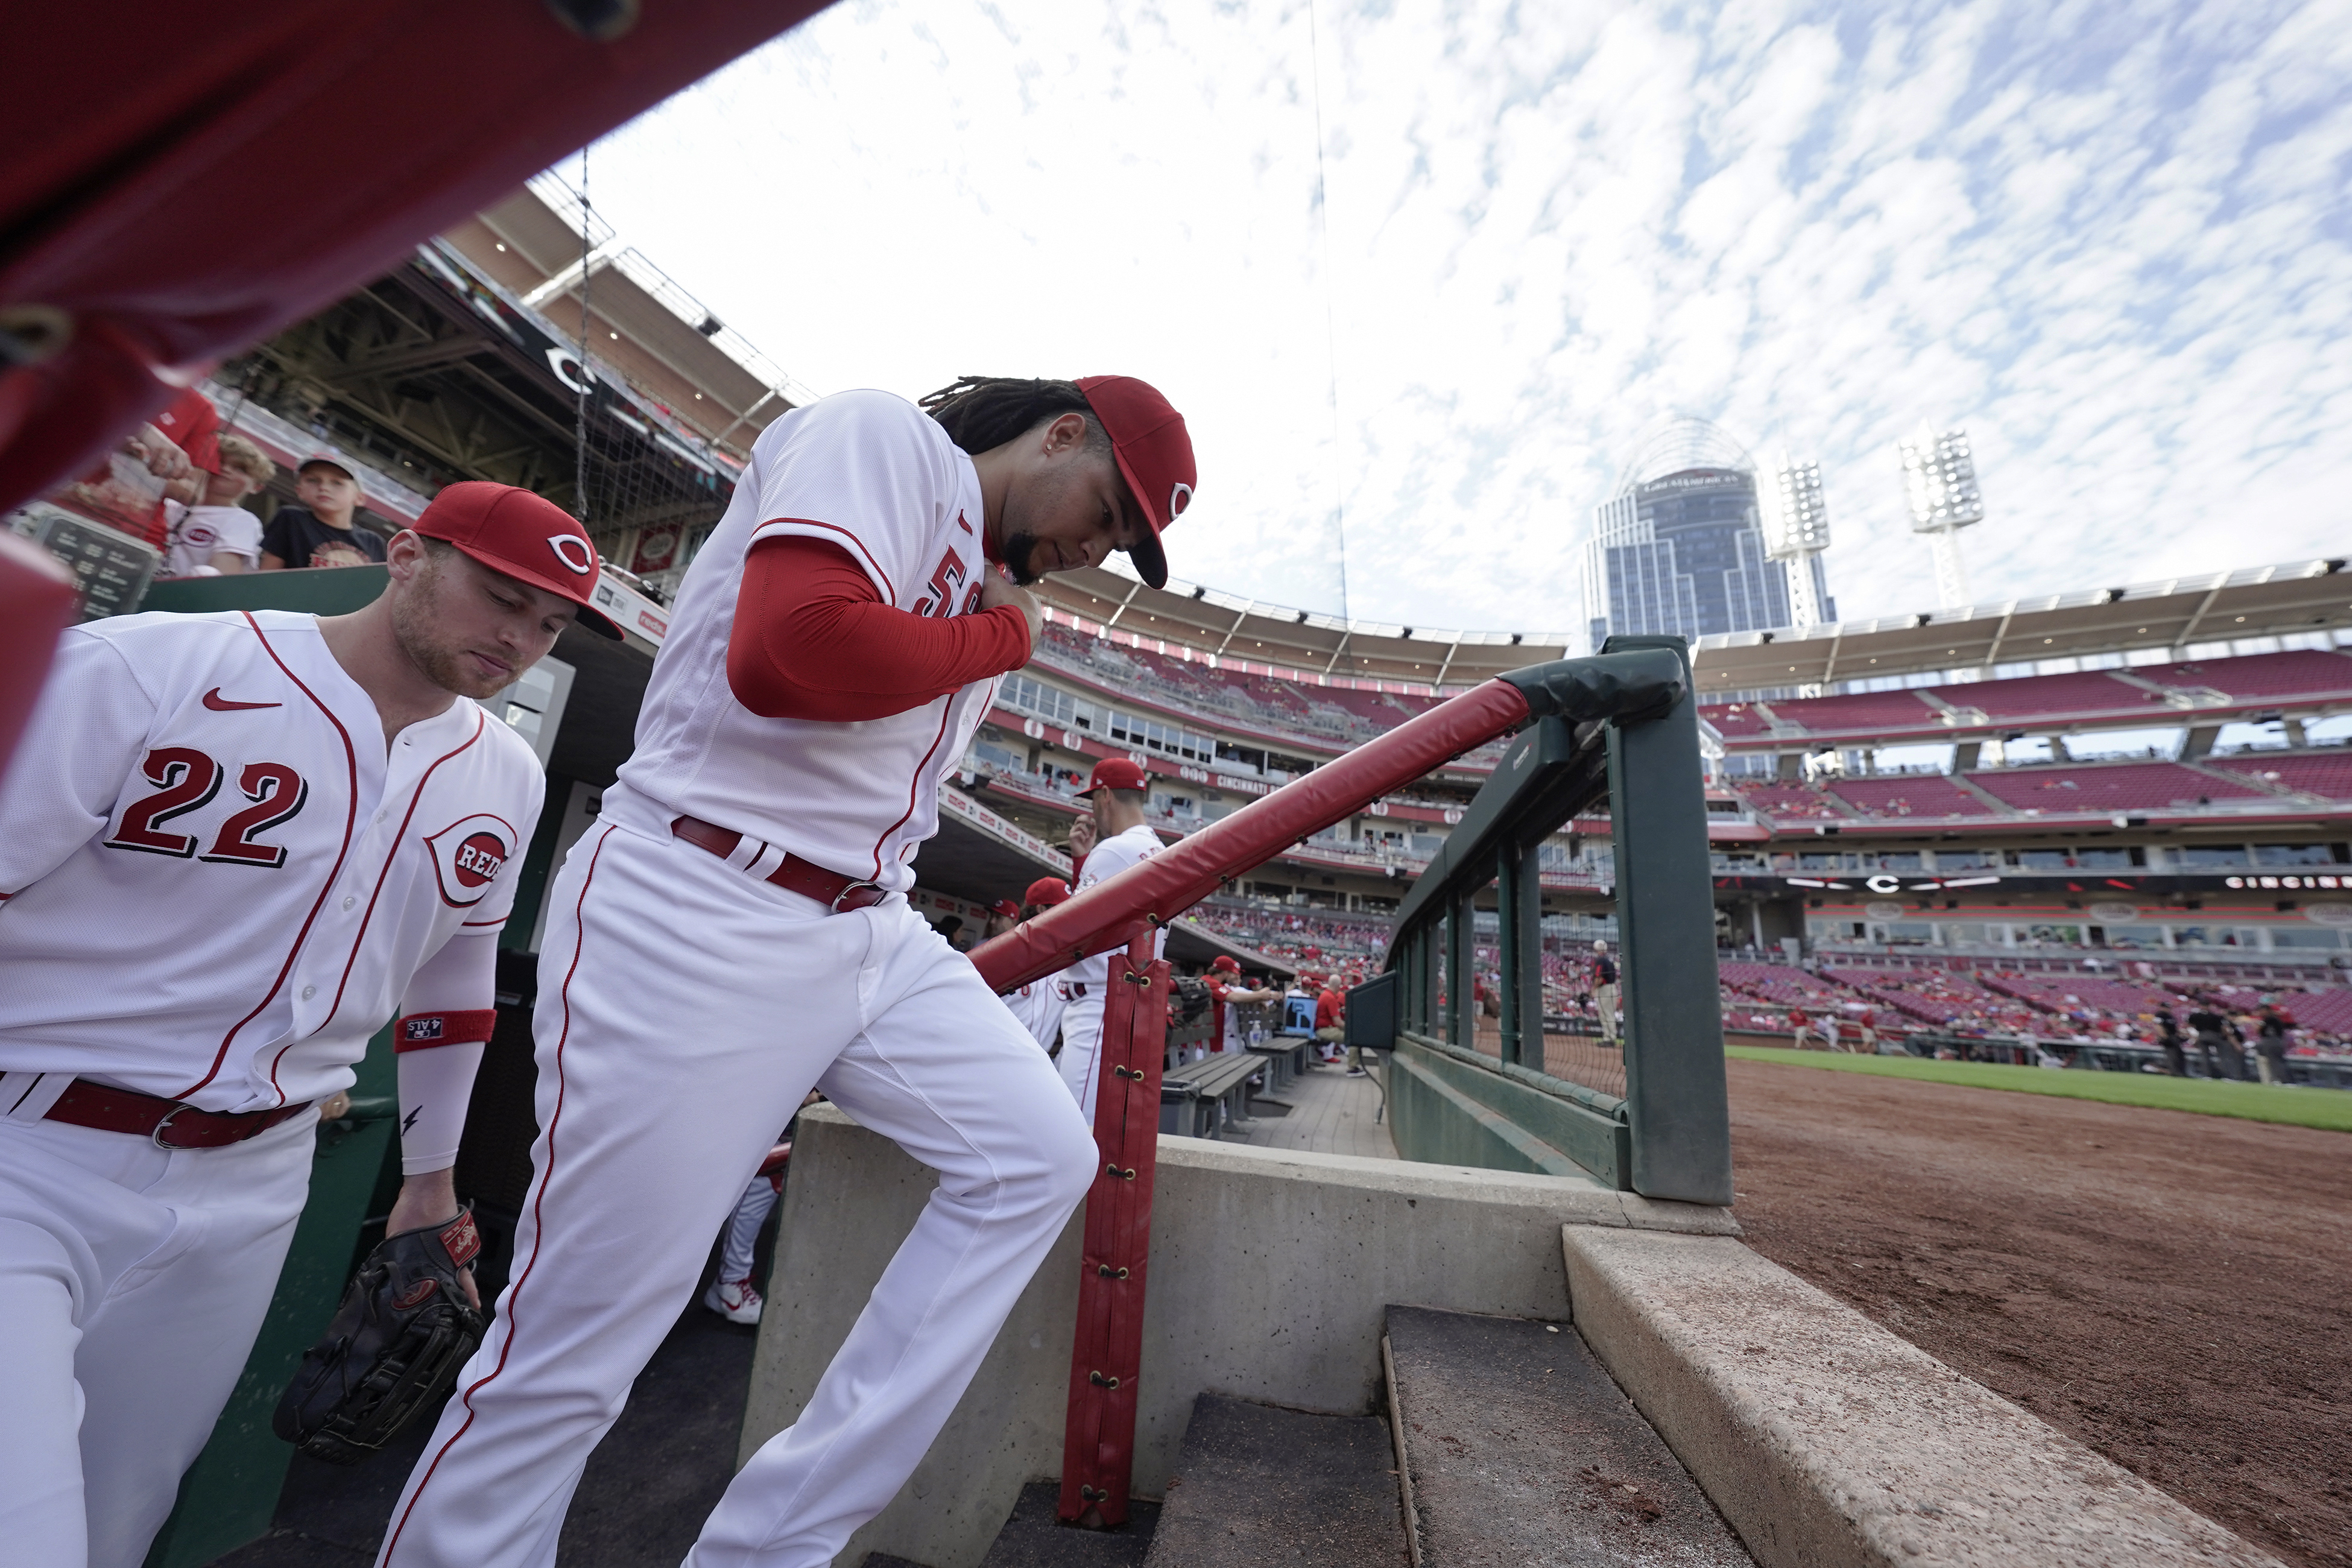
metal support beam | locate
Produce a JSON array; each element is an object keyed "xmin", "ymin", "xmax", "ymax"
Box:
[
  {"xmin": 1496, "ymin": 839, "xmax": 1543, "ymax": 1069},
  {"xmin": 1601, "ymin": 634, "xmax": 1733, "ymax": 1205},
  {"xmin": 1446, "ymin": 887, "xmax": 1475, "ymax": 1050}
]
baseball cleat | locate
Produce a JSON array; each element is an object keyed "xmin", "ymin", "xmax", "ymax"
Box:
[{"xmin": 704, "ymin": 1277, "xmax": 763, "ymax": 1325}]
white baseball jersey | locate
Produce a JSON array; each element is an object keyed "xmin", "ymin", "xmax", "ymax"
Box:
[
  {"xmin": 1001, "ymin": 976, "xmax": 1067, "ymax": 1050},
  {"xmin": 0, "ymin": 610, "xmax": 543, "ymax": 1112},
  {"xmin": 160, "ymin": 501, "xmax": 263, "ymax": 579},
  {"xmin": 611, "ymin": 391, "xmax": 1000, "ymax": 893},
  {"xmin": 1061, "ymin": 822, "xmax": 1168, "ymax": 999}
]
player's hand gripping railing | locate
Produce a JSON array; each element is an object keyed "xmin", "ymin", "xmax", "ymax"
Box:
[{"xmin": 966, "ymin": 642, "xmax": 1702, "ymax": 1529}]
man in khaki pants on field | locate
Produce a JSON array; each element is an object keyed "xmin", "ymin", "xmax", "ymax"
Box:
[{"xmin": 1592, "ymin": 940, "xmax": 1620, "ymax": 1044}]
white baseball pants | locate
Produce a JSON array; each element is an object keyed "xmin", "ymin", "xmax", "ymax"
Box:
[
  {"xmin": 718, "ymin": 1174, "xmax": 779, "ymax": 1289},
  {"xmin": 0, "ymin": 1107, "xmax": 315, "ymax": 1568},
  {"xmin": 1055, "ymin": 998, "xmax": 1107, "ymax": 1122},
  {"xmin": 376, "ymin": 816, "xmax": 1095, "ymax": 1568}
]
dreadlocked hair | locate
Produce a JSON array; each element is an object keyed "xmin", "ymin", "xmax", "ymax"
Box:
[{"xmin": 918, "ymin": 377, "xmax": 1110, "ymax": 457}]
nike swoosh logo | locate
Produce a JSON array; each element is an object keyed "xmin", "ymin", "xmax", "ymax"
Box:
[{"xmin": 202, "ymin": 688, "xmax": 281, "ymax": 711}]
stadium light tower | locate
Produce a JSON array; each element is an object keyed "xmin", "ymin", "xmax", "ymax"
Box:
[
  {"xmin": 1759, "ymin": 450, "xmax": 1832, "ymax": 627},
  {"xmin": 1898, "ymin": 422, "xmax": 1985, "ymax": 610}
]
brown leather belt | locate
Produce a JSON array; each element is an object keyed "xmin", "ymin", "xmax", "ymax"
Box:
[
  {"xmin": 671, "ymin": 815, "xmax": 889, "ymax": 912},
  {"xmin": 44, "ymin": 1078, "xmax": 312, "ymax": 1149}
]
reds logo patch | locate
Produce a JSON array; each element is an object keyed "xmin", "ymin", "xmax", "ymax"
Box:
[{"xmin": 423, "ymin": 814, "xmax": 516, "ymax": 908}]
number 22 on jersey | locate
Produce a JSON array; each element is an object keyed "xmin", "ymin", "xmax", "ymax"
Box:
[{"xmin": 104, "ymin": 747, "xmax": 309, "ymax": 867}]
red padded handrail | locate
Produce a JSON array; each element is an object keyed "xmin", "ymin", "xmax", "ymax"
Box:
[{"xmin": 970, "ymin": 678, "xmax": 1532, "ymax": 993}]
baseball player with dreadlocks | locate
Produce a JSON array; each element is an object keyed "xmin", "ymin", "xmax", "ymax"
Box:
[{"xmin": 378, "ymin": 378, "xmax": 1197, "ymax": 1568}]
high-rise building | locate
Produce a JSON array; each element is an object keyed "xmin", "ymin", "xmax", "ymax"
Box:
[{"xmin": 1579, "ymin": 419, "xmax": 1830, "ymax": 651}]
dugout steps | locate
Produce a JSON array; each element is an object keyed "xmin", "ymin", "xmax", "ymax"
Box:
[{"xmin": 1382, "ymin": 1304, "xmax": 1751, "ymax": 1567}]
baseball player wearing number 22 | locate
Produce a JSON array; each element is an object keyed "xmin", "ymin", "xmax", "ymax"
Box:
[
  {"xmin": 0, "ymin": 484, "xmax": 617, "ymax": 1568},
  {"xmin": 376, "ymin": 377, "xmax": 1195, "ymax": 1568}
]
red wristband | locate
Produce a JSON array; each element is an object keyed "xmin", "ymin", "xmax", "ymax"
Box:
[{"xmin": 394, "ymin": 1009, "xmax": 499, "ymax": 1051}]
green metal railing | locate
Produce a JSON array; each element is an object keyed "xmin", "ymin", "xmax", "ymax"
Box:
[{"xmin": 1374, "ymin": 636, "xmax": 1732, "ymax": 1204}]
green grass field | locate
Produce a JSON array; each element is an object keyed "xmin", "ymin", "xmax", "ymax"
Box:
[{"xmin": 1724, "ymin": 1045, "xmax": 2352, "ymax": 1133}]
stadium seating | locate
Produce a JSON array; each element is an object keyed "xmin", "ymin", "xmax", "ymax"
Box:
[
  {"xmin": 1700, "ymin": 703, "xmax": 1772, "ymax": 737},
  {"xmin": 1963, "ymin": 761, "xmax": 2265, "ymax": 812},
  {"xmin": 1747, "ymin": 689, "xmax": 1942, "ymax": 732},
  {"xmin": 1698, "ymin": 652, "xmax": 2352, "ymax": 745},
  {"xmin": 1731, "ymin": 782, "xmax": 1847, "ymax": 819},
  {"xmin": 1930, "ymin": 669, "xmax": 2163, "ymax": 719},
  {"xmin": 1717, "ymin": 962, "xmax": 1853, "ymax": 1005},
  {"xmin": 1824, "ymin": 774, "xmax": 1994, "ymax": 818},
  {"xmin": 1823, "ymin": 966, "xmax": 2044, "ymax": 1034},
  {"xmin": 2131, "ymin": 649, "xmax": 2352, "ymax": 701},
  {"xmin": 2206, "ymin": 751, "xmax": 2352, "ymax": 801}
]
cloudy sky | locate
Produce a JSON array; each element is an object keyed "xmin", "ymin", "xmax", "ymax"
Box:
[{"xmin": 577, "ymin": 0, "xmax": 2351, "ymax": 643}]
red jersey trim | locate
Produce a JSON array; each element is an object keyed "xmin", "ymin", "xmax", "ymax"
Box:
[
  {"xmin": 761, "ymin": 517, "xmax": 897, "ymax": 602},
  {"xmin": 175, "ymin": 615, "xmax": 361, "ymax": 1102},
  {"xmin": 873, "ymin": 699, "xmax": 956, "ymax": 880},
  {"xmin": 379, "ymin": 821, "xmax": 614, "ymax": 1567},
  {"xmin": 309, "ymin": 711, "xmax": 487, "ymax": 1060}
]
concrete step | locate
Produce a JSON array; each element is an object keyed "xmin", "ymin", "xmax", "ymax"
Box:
[
  {"xmin": 860, "ymin": 1482, "xmax": 1161, "ymax": 1568},
  {"xmin": 1140, "ymin": 1393, "xmax": 1406, "ymax": 1568},
  {"xmin": 1383, "ymin": 1304, "xmax": 1751, "ymax": 1567}
]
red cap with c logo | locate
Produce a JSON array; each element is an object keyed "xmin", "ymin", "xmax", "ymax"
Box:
[
  {"xmin": 1076, "ymin": 376, "xmax": 1193, "ymax": 590},
  {"xmin": 411, "ymin": 481, "xmax": 621, "ymax": 639}
]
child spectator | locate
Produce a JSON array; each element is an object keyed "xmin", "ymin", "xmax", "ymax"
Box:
[
  {"xmin": 157, "ymin": 434, "xmax": 273, "ymax": 578},
  {"xmin": 259, "ymin": 452, "xmax": 387, "ymax": 568}
]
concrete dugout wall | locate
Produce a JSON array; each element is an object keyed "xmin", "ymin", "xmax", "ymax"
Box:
[{"xmin": 743, "ymin": 1104, "xmax": 1734, "ymax": 1568}]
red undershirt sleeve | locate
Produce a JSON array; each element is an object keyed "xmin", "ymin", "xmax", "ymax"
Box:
[{"xmin": 726, "ymin": 534, "xmax": 1032, "ymax": 722}]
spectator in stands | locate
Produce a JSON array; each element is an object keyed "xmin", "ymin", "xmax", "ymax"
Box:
[
  {"xmin": 157, "ymin": 434, "xmax": 273, "ymax": 579},
  {"xmin": 259, "ymin": 452, "xmax": 387, "ymax": 569},
  {"xmin": 1591, "ymin": 941, "xmax": 1619, "ymax": 1044},
  {"xmin": 2254, "ymin": 1004, "xmax": 2294, "ymax": 1086}
]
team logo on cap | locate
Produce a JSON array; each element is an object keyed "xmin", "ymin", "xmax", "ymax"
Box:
[
  {"xmin": 1169, "ymin": 482, "xmax": 1193, "ymax": 519},
  {"xmin": 548, "ymin": 534, "xmax": 596, "ymax": 576},
  {"xmin": 424, "ymin": 814, "xmax": 516, "ymax": 908}
]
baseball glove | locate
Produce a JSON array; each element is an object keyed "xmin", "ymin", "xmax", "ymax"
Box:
[{"xmin": 274, "ymin": 1206, "xmax": 486, "ymax": 1465}]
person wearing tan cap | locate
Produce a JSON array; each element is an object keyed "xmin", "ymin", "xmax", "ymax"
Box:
[{"xmin": 0, "ymin": 481, "xmax": 614, "ymax": 1567}]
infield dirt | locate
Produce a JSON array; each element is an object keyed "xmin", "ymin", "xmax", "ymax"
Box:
[{"xmin": 1724, "ymin": 1055, "xmax": 2350, "ymax": 1568}]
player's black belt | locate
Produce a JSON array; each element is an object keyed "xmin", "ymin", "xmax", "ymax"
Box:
[
  {"xmin": 44, "ymin": 1078, "xmax": 312, "ymax": 1148},
  {"xmin": 671, "ymin": 815, "xmax": 890, "ymax": 912}
]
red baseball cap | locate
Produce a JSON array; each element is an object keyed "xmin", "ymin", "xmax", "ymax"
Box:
[
  {"xmin": 1023, "ymin": 876, "xmax": 1072, "ymax": 908},
  {"xmin": 1211, "ymin": 955, "xmax": 1241, "ymax": 974},
  {"xmin": 987, "ymin": 898, "xmax": 1022, "ymax": 920},
  {"xmin": 413, "ymin": 481, "xmax": 621, "ymax": 639},
  {"xmin": 1076, "ymin": 376, "xmax": 1193, "ymax": 590},
  {"xmin": 1076, "ymin": 757, "xmax": 1151, "ymax": 797}
]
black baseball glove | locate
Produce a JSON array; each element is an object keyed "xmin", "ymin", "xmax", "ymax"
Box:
[{"xmin": 274, "ymin": 1206, "xmax": 486, "ymax": 1465}]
